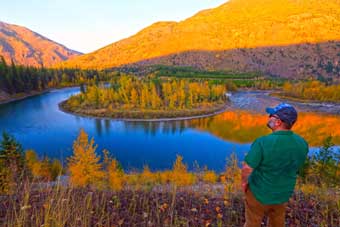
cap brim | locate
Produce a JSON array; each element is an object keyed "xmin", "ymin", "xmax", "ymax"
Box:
[{"xmin": 266, "ymin": 107, "xmax": 275, "ymax": 115}]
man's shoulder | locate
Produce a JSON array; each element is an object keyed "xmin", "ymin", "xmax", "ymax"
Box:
[
  {"xmin": 254, "ymin": 133, "xmax": 275, "ymax": 143},
  {"xmin": 250, "ymin": 134, "xmax": 273, "ymax": 149},
  {"xmin": 291, "ymin": 132, "xmax": 309, "ymax": 147}
]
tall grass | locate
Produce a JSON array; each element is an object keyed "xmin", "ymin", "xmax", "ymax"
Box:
[{"xmin": 1, "ymin": 178, "xmax": 339, "ymax": 226}]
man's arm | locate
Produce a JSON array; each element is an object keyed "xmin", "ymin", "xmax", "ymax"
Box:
[{"xmin": 241, "ymin": 162, "xmax": 253, "ymax": 192}]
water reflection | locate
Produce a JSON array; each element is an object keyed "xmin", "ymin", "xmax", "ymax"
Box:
[
  {"xmin": 104, "ymin": 120, "xmax": 110, "ymax": 133},
  {"xmin": 122, "ymin": 120, "xmax": 189, "ymax": 136},
  {"xmin": 189, "ymin": 110, "xmax": 340, "ymax": 146},
  {"xmin": 92, "ymin": 110, "xmax": 340, "ymax": 147}
]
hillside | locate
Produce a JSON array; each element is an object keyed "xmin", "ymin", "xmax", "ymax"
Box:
[
  {"xmin": 60, "ymin": 0, "xmax": 340, "ymax": 79},
  {"xmin": 0, "ymin": 21, "xmax": 81, "ymax": 67}
]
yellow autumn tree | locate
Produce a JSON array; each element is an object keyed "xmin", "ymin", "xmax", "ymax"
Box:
[
  {"xmin": 25, "ymin": 150, "xmax": 63, "ymax": 181},
  {"xmin": 223, "ymin": 153, "xmax": 241, "ymax": 193},
  {"xmin": 107, "ymin": 158, "xmax": 125, "ymax": 191},
  {"xmin": 170, "ymin": 155, "xmax": 196, "ymax": 186},
  {"xmin": 68, "ymin": 129, "xmax": 105, "ymax": 187},
  {"xmin": 139, "ymin": 165, "xmax": 158, "ymax": 187},
  {"xmin": 130, "ymin": 88, "xmax": 138, "ymax": 107},
  {"xmin": 202, "ymin": 170, "xmax": 218, "ymax": 183}
]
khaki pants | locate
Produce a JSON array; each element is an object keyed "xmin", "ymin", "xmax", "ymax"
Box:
[{"xmin": 244, "ymin": 188, "xmax": 287, "ymax": 227}]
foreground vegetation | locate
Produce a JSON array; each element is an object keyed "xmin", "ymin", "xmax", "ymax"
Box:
[
  {"xmin": 1, "ymin": 182, "xmax": 338, "ymax": 227},
  {"xmin": 61, "ymin": 75, "xmax": 228, "ymax": 119},
  {"xmin": 0, "ymin": 130, "xmax": 339, "ymax": 226}
]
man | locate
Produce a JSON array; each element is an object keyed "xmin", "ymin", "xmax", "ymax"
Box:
[{"xmin": 242, "ymin": 103, "xmax": 309, "ymax": 227}]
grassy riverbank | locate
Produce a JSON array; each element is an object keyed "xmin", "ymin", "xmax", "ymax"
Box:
[{"xmin": 59, "ymin": 100, "xmax": 228, "ymax": 120}]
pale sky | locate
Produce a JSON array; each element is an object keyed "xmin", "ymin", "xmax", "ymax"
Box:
[{"xmin": 1, "ymin": 0, "xmax": 227, "ymax": 53}]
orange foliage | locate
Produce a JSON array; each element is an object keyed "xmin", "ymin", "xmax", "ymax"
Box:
[
  {"xmin": 223, "ymin": 153, "xmax": 241, "ymax": 193},
  {"xmin": 69, "ymin": 76, "xmax": 226, "ymax": 111},
  {"xmin": 170, "ymin": 155, "xmax": 197, "ymax": 186},
  {"xmin": 202, "ymin": 171, "xmax": 218, "ymax": 183},
  {"xmin": 68, "ymin": 129, "xmax": 105, "ymax": 187},
  {"xmin": 192, "ymin": 110, "xmax": 340, "ymax": 146},
  {"xmin": 107, "ymin": 159, "xmax": 125, "ymax": 191},
  {"xmin": 282, "ymin": 81, "xmax": 340, "ymax": 102},
  {"xmin": 25, "ymin": 150, "xmax": 62, "ymax": 181}
]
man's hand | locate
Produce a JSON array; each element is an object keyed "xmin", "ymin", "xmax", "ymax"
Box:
[
  {"xmin": 242, "ymin": 182, "xmax": 248, "ymax": 192},
  {"xmin": 241, "ymin": 162, "xmax": 253, "ymax": 193}
]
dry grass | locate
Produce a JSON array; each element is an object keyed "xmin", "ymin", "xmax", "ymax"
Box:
[{"xmin": 1, "ymin": 178, "xmax": 339, "ymax": 227}]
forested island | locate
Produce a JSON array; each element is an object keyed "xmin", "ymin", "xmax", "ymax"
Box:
[{"xmin": 60, "ymin": 75, "xmax": 228, "ymax": 119}]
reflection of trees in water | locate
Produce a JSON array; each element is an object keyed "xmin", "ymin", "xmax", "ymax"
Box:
[
  {"xmin": 189, "ymin": 111, "xmax": 269, "ymax": 144},
  {"xmin": 190, "ymin": 111, "xmax": 340, "ymax": 146},
  {"xmin": 95, "ymin": 119, "xmax": 102, "ymax": 136},
  {"xmin": 91, "ymin": 111, "xmax": 340, "ymax": 146},
  {"xmin": 294, "ymin": 113, "xmax": 340, "ymax": 146},
  {"xmin": 94, "ymin": 119, "xmax": 190, "ymax": 136},
  {"xmin": 123, "ymin": 121, "xmax": 190, "ymax": 136},
  {"xmin": 94, "ymin": 119, "xmax": 111, "ymax": 135},
  {"xmin": 104, "ymin": 120, "xmax": 110, "ymax": 132}
]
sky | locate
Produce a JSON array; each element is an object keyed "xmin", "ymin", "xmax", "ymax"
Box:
[{"xmin": 1, "ymin": 0, "xmax": 227, "ymax": 53}]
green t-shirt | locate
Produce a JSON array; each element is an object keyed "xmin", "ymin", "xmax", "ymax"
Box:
[{"xmin": 245, "ymin": 130, "xmax": 308, "ymax": 205}]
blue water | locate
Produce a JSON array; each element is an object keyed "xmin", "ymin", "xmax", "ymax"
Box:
[{"xmin": 0, "ymin": 87, "xmax": 250, "ymax": 172}]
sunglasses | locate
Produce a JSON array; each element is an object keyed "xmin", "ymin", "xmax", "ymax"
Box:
[{"xmin": 269, "ymin": 114, "xmax": 281, "ymax": 120}]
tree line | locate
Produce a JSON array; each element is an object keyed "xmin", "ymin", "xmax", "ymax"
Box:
[
  {"xmin": 67, "ymin": 75, "xmax": 227, "ymax": 110},
  {"xmin": 0, "ymin": 56, "xmax": 114, "ymax": 95},
  {"xmin": 282, "ymin": 80, "xmax": 340, "ymax": 102}
]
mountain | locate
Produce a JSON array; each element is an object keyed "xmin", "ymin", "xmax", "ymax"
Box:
[
  {"xmin": 60, "ymin": 0, "xmax": 340, "ymax": 79},
  {"xmin": 0, "ymin": 21, "xmax": 81, "ymax": 67}
]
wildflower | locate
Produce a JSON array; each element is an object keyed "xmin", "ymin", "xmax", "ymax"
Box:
[
  {"xmin": 191, "ymin": 207, "xmax": 198, "ymax": 212},
  {"xmin": 143, "ymin": 212, "xmax": 148, "ymax": 218},
  {"xmin": 20, "ymin": 205, "xmax": 31, "ymax": 210},
  {"xmin": 159, "ymin": 203, "xmax": 168, "ymax": 212},
  {"xmin": 118, "ymin": 219, "xmax": 124, "ymax": 225},
  {"xmin": 204, "ymin": 198, "xmax": 209, "ymax": 205}
]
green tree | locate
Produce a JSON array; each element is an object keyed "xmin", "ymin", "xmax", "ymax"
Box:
[
  {"xmin": 314, "ymin": 136, "xmax": 339, "ymax": 186},
  {"xmin": 0, "ymin": 132, "xmax": 25, "ymax": 194}
]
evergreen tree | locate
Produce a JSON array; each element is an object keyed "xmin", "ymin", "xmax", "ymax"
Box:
[
  {"xmin": 0, "ymin": 132, "xmax": 25, "ymax": 194},
  {"xmin": 68, "ymin": 129, "xmax": 105, "ymax": 187}
]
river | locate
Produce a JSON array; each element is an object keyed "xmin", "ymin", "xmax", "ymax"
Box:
[{"xmin": 0, "ymin": 87, "xmax": 339, "ymax": 172}]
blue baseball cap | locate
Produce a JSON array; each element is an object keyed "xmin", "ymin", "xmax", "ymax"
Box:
[{"xmin": 266, "ymin": 103, "xmax": 298, "ymax": 127}]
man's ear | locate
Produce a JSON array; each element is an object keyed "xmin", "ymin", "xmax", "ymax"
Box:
[{"xmin": 276, "ymin": 119, "xmax": 282, "ymax": 127}]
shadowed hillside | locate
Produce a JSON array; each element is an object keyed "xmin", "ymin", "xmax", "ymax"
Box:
[
  {"xmin": 59, "ymin": 0, "xmax": 340, "ymax": 79},
  {"xmin": 126, "ymin": 42, "xmax": 340, "ymax": 80},
  {"xmin": 0, "ymin": 21, "xmax": 81, "ymax": 67}
]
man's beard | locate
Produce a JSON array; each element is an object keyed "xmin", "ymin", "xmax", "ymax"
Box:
[{"xmin": 267, "ymin": 121, "xmax": 275, "ymax": 130}]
